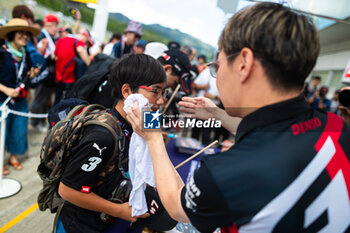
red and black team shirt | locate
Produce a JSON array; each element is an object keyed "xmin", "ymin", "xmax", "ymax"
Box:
[{"xmin": 180, "ymin": 95, "xmax": 350, "ymax": 233}]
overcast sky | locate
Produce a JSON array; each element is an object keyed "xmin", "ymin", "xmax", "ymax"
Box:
[
  {"xmin": 102, "ymin": 0, "xmax": 350, "ymax": 48},
  {"xmin": 106, "ymin": 0, "xmax": 246, "ymax": 48}
]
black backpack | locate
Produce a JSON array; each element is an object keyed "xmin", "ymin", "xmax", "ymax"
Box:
[{"xmin": 65, "ymin": 53, "xmax": 115, "ymax": 101}]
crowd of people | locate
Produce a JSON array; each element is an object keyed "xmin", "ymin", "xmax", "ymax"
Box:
[
  {"xmin": 0, "ymin": 2, "xmax": 350, "ymax": 233},
  {"xmin": 0, "ymin": 4, "xmax": 207, "ymax": 177},
  {"xmin": 304, "ymin": 76, "xmax": 339, "ymax": 113}
]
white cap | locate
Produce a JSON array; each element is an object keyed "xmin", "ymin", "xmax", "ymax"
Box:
[{"xmin": 144, "ymin": 42, "xmax": 168, "ymax": 59}]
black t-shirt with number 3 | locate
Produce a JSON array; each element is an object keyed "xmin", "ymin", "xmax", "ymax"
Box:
[{"xmin": 60, "ymin": 108, "xmax": 134, "ymax": 233}]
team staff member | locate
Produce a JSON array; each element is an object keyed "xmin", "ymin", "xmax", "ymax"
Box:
[{"xmin": 127, "ymin": 2, "xmax": 350, "ymax": 233}]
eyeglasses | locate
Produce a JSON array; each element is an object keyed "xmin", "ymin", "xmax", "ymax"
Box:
[
  {"xmin": 205, "ymin": 53, "xmax": 240, "ymax": 78},
  {"xmin": 138, "ymin": 85, "xmax": 167, "ymax": 100}
]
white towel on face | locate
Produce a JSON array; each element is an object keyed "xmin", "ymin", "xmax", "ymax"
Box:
[{"xmin": 123, "ymin": 94, "xmax": 156, "ymax": 217}]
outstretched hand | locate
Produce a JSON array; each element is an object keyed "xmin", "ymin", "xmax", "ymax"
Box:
[{"xmin": 178, "ymin": 96, "xmax": 217, "ymax": 120}]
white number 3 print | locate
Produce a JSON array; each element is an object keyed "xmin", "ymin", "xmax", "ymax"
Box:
[{"xmin": 81, "ymin": 157, "xmax": 102, "ymax": 172}]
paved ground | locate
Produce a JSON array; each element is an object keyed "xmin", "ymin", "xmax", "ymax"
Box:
[{"xmin": 0, "ymin": 127, "xmax": 54, "ymax": 233}]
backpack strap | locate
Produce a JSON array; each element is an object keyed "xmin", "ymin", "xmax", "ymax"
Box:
[
  {"xmin": 41, "ymin": 119, "xmax": 67, "ymax": 164},
  {"xmin": 65, "ymin": 104, "xmax": 87, "ymax": 120},
  {"xmin": 79, "ymin": 104, "xmax": 106, "ymax": 117},
  {"xmin": 61, "ymin": 40, "xmax": 79, "ymax": 79},
  {"xmin": 65, "ymin": 103, "xmax": 107, "ymax": 121},
  {"xmin": 118, "ymin": 133, "xmax": 128, "ymax": 178},
  {"xmin": 52, "ymin": 202, "xmax": 64, "ymax": 233},
  {"xmin": 73, "ymin": 39, "xmax": 79, "ymax": 57}
]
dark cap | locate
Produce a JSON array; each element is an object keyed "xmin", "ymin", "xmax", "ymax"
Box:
[
  {"xmin": 161, "ymin": 49, "xmax": 191, "ymax": 77},
  {"xmin": 58, "ymin": 27, "xmax": 72, "ymax": 34},
  {"xmin": 136, "ymin": 39, "xmax": 147, "ymax": 48},
  {"xmin": 168, "ymin": 41, "xmax": 180, "ymax": 49},
  {"xmin": 131, "ymin": 186, "xmax": 178, "ymax": 231},
  {"xmin": 198, "ymin": 54, "xmax": 207, "ymax": 62},
  {"xmin": 160, "ymin": 49, "xmax": 194, "ymax": 94},
  {"xmin": 339, "ymin": 87, "xmax": 350, "ymax": 107}
]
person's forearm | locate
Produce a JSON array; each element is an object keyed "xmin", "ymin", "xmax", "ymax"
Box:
[
  {"xmin": 0, "ymin": 83, "xmax": 8, "ymax": 95},
  {"xmin": 194, "ymin": 83, "xmax": 208, "ymax": 90},
  {"xmin": 82, "ymin": 55, "xmax": 91, "ymax": 66},
  {"xmin": 58, "ymin": 182, "xmax": 117, "ymax": 217},
  {"xmin": 147, "ymin": 133, "xmax": 189, "ymax": 222},
  {"xmin": 73, "ymin": 19, "xmax": 81, "ymax": 35},
  {"xmin": 308, "ymin": 95, "xmax": 316, "ymax": 104},
  {"xmin": 213, "ymin": 107, "xmax": 241, "ymax": 135},
  {"xmin": 37, "ymin": 41, "xmax": 48, "ymax": 55},
  {"xmin": 77, "ymin": 48, "xmax": 91, "ymax": 66},
  {"xmin": 204, "ymin": 92, "xmax": 216, "ymax": 99}
]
